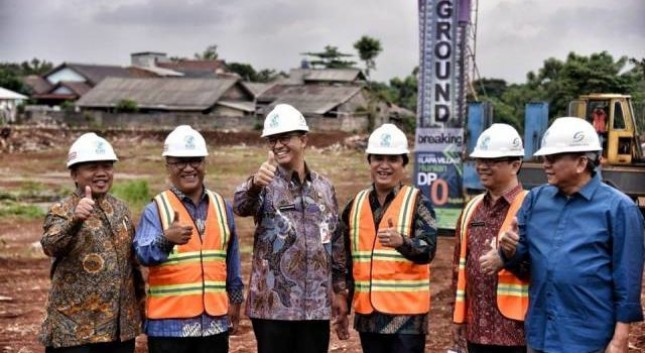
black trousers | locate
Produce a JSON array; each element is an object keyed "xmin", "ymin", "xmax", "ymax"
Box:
[
  {"xmin": 359, "ymin": 332, "xmax": 426, "ymax": 353},
  {"xmin": 45, "ymin": 340, "xmax": 135, "ymax": 353},
  {"xmin": 251, "ymin": 318, "xmax": 329, "ymax": 353},
  {"xmin": 147, "ymin": 332, "xmax": 229, "ymax": 353},
  {"xmin": 468, "ymin": 342, "xmax": 526, "ymax": 353}
]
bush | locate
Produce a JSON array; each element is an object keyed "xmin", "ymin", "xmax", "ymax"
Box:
[
  {"xmin": 0, "ymin": 201, "xmax": 45, "ymax": 219},
  {"xmin": 115, "ymin": 99, "xmax": 139, "ymax": 113},
  {"xmin": 111, "ymin": 180, "xmax": 150, "ymax": 211}
]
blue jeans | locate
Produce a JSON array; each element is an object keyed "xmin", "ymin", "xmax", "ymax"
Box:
[{"xmin": 528, "ymin": 347, "xmax": 603, "ymax": 353}]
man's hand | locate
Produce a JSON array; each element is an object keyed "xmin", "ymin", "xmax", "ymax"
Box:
[
  {"xmin": 377, "ymin": 218, "xmax": 403, "ymax": 248},
  {"xmin": 228, "ymin": 303, "xmax": 241, "ymax": 335},
  {"xmin": 252, "ymin": 151, "xmax": 278, "ymax": 188},
  {"xmin": 498, "ymin": 217, "xmax": 519, "ymax": 258},
  {"xmin": 479, "ymin": 237, "xmax": 504, "ymax": 275},
  {"xmin": 605, "ymin": 322, "xmax": 630, "ymax": 353},
  {"xmin": 73, "ymin": 186, "xmax": 95, "ymax": 222},
  {"xmin": 332, "ymin": 291, "xmax": 350, "ymax": 340},
  {"xmin": 163, "ymin": 211, "xmax": 193, "ymax": 245}
]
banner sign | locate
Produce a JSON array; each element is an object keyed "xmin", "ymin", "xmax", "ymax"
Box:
[{"xmin": 414, "ymin": 128, "xmax": 464, "ymax": 230}]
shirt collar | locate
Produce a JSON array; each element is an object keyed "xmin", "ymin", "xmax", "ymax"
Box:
[
  {"xmin": 170, "ymin": 184, "xmax": 207, "ymax": 204},
  {"xmin": 576, "ymin": 173, "xmax": 601, "ymax": 201},
  {"xmin": 369, "ymin": 183, "xmax": 403, "ymax": 200},
  {"xmin": 483, "ymin": 183, "xmax": 523, "ymax": 206},
  {"xmin": 277, "ymin": 162, "xmax": 313, "ymax": 184}
]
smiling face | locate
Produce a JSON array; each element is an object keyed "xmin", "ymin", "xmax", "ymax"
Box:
[
  {"xmin": 475, "ymin": 157, "xmax": 521, "ymax": 194},
  {"xmin": 266, "ymin": 132, "xmax": 307, "ymax": 171},
  {"xmin": 165, "ymin": 157, "xmax": 205, "ymax": 198},
  {"xmin": 369, "ymin": 154, "xmax": 406, "ymax": 192},
  {"xmin": 71, "ymin": 161, "xmax": 114, "ymax": 196},
  {"xmin": 540, "ymin": 153, "xmax": 590, "ymax": 194}
]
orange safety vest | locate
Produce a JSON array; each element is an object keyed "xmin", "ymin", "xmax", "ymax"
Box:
[
  {"xmin": 147, "ymin": 190, "xmax": 230, "ymax": 319},
  {"xmin": 453, "ymin": 190, "xmax": 529, "ymax": 323},
  {"xmin": 349, "ymin": 185, "xmax": 431, "ymax": 315}
]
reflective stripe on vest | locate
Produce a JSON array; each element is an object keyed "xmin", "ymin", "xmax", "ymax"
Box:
[
  {"xmin": 349, "ymin": 185, "xmax": 431, "ymax": 315},
  {"xmin": 453, "ymin": 191, "xmax": 529, "ymax": 323},
  {"xmin": 147, "ymin": 190, "xmax": 230, "ymax": 319}
]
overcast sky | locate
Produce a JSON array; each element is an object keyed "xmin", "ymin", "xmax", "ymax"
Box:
[{"xmin": 1, "ymin": 0, "xmax": 644, "ymax": 83}]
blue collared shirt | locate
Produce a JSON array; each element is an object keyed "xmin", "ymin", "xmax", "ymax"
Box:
[
  {"xmin": 508, "ymin": 174, "xmax": 644, "ymax": 352},
  {"xmin": 134, "ymin": 186, "xmax": 244, "ymax": 337}
]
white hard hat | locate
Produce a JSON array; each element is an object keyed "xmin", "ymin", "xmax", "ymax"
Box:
[
  {"xmin": 162, "ymin": 125, "xmax": 208, "ymax": 157},
  {"xmin": 261, "ymin": 104, "xmax": 309, "ymax": 137},
  {"xmin": 366, "ymin": 123, "xmax": 409, "ymax": 155},
  {"xmin": 470, "ymin": 123, "xmax": 524, "ymax": 158},
  {"xmin": 534, "ymin": 117, "xmax": 601, "ymax": 156},
  {"xmin": 67, "ymin": 133, "xmax": 118, "ymax": 168}
]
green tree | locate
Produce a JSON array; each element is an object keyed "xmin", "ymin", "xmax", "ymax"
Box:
[
  {"xmin": 0, "ymin": 69, "xmax": 28, "ymax": 94},
  {"xmin": 525, "ymin": 51, "xmax": 640, "ymax": 118},
  {"xmin": 20, "ymin": 58, "xmax": 53, "ymax": 75},
  {"xmin": 388, "ymin": 67, "xmax": 419, "ymax": 112},
  {"xmin": 227, "ymin": 62, "xmax": 257, "ymax": 81},
  {"xmin": 226, "ymin": 63, "xmax": 280, "ymax": 82},
  {"xmin": 471, "ymin": 78, "xmax": 508, "ymax": 99},
  {"xmin": 302, "ymin": 45, "xmax": 355, "ymax": 69},
  {"xmin": 194, "ymin": 45, "xmax": 219, "ymax": 60},
  {"xmin": 353, "ymin": 36, "xmax": 382, "ymax": 79},
  {"xmin": 0, "ymin": 58, "xmax": 54, "ymax": 94}
]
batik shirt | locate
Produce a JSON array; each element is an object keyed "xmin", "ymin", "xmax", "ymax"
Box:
[
  {"xmin": 39, "ymin": 190, "xmax": 144, "ymax": 348},
  {"xmin": 233, "ymin": 164, "xmax": 343, "ymax": 320}
]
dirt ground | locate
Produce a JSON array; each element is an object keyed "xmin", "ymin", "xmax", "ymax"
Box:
[{"xmin": 0, "ymin": 128, "xmax": 643, "ymax": 353}]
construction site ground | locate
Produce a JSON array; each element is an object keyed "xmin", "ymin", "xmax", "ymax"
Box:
[{"xmin": 0, "ymin": 127, "xmax": 643, "ymax": 353}]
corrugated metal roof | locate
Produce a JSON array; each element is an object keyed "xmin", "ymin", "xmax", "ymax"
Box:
[
  {"xmin": 23, "ymin": 75, "xmax": 53, "ymax": 94},
  {"xmin": 259, "ymin": 84, "xmax": 362, "ymax": 115},
  {"xmin": 241, "ymin": 82, "xmax": 275, "ymax": 97},
  {"xmin": 217, "ymin": 100, "xmax": 255, "ymax": 112},
  {"xmin": 61, "ymin": 63, "xmax": 133, "ymax": 85},
  {"xmin": 76, "ymin": 77, "xmax": 238, "ymax": 111},
  {"xmin": 59, "ymin": 81, "xmax": 92, "ymax": 96},
  {"xmin": 284, "ymin": 68, "xmax": 365, "ymax": 84},
  {"xmin": 0, "ymin": 87, "xmax": 28, "ymax": 100}
]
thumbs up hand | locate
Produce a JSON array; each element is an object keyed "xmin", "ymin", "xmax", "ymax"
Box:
[
  {"xmin": 252, "ymin": 150, "xmax": 278, "ymax": 188},
  {"xmin": 163, "ymin": 211, "xmax": 193, "ymax": 245},
  {"xmin": 73, "ymin": 185, "xmax": 96, "ymax": 222},
  {"xmin": 499, "ymin": 217, "xmax": 520, "ymax": 258},
  {"xmin": 479, "ymin": 237, "xmax": 503, "ymax": 276},
  {"xmin": 377, "ymin": 218, "xmax": 403, "ymax": 248}
]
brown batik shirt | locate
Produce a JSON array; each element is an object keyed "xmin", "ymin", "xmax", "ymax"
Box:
[
  {"xmin": 452, "ymin": 184, "xmax": 526, "ymax": 346},
  {"xmin": 39, "ymin": 190, "xmax": 144, "ymax": 348}
]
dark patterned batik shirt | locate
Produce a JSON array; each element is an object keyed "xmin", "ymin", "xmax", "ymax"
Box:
[
  {"xmin": 233, "ymin": 164, "xmax": 344, "ymax": 321},
  {"xmin": 452, "ymin": 184, "xmax": 526, "ymax": 346},
  {"xmin": 39, "ymin": 190, "xmax": 144, "ymax": 348}
]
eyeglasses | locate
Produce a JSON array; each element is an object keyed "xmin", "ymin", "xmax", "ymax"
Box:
[
  {"xmin": 166, "ymin": 158, "xmax": 204, "ymax": 170},
  {"xmin": 266, "ymin": 133, "xmax": 301, "ymax": 147},
  {"xmin": 540, "ymin": 153, "xmax": 577, "ymax": 164},
  {"xmin": 474, "ymin": 158, "xmax": 513, "ymax": 166}
]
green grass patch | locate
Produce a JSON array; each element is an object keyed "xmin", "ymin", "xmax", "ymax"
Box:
[
  {"xmin": 0, "ymin": 201, "xmax": 46, "ymax": 219},
  {"xmin": 111, "ymin": 180, "xmax": 151, "ymax": 211}
]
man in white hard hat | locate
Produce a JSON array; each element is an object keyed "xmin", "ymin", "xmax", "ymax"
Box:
[
  {"xmin": 451, "ymin": 124, "xmax": 528, "ymax": 353},
  {"xmin": 39, "ymin": 133, "xmax": 144, "ymax": 353},
  {"xmin": 499, "ymin": 117, "xmax": 644, "ymax": 353},
  {"xmin": 336, "ymin": 123, "xmax": 437, "ymax": 353},
  {"xmin": 233, "ymin": 104, "xmax": 343, "ymax": 353},
  {"xmin": 134, "ymin": 125, "xmax": 243, "ymax": 353}
]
